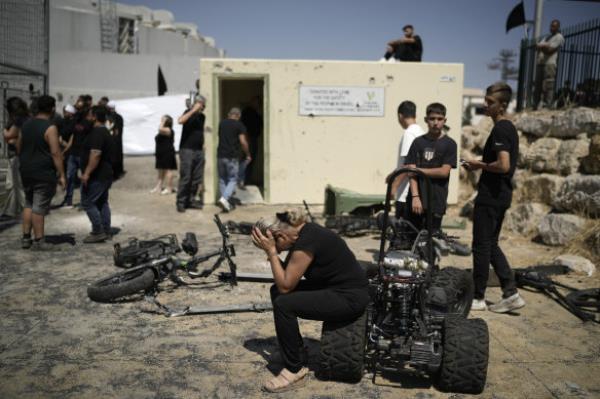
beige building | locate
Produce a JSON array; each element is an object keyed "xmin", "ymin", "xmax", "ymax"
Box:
[{"xmin": 199, "ymin": 58, "xmax": 464, "ymax": 205}]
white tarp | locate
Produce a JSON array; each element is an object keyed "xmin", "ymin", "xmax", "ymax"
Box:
[{"xmin": 113, "ymin": 94, "xmax": 188, "ymax": 155}]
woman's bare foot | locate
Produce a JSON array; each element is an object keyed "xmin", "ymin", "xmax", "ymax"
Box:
[{"xmin": 263, "ymin": 367, "xmax": 308, "ymax": 393}]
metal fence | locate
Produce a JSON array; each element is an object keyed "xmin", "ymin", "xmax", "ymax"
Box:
[
  {"xmin": 0, "ymin": 0, "xmax": 49, "ymax": 206},
  {"xmin": 517, "ymin": 18, "xmax": 600, "ymax": 111}
]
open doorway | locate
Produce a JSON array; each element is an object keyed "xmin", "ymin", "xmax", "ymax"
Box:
[{"xmin": 218, "ymin": 78, "xmax": 265, "ymax": 197}]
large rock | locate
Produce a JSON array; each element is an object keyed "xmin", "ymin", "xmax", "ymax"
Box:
[
  {"xmin": 557, "ymin": 136, "xmax": 590, "ymax": 175},
  {"xmin": 472, "ymin": 117, "xmax": 494, "ymax": 153},
  {"xmin": 524, "ymin": 137, "xmax": 561, "ymax": 173},
  {"xmin": 553, "ymin": 174, "xmax": 600, "ymax": 217},
  {"xmin": 585, "ymin": 225, "xmax": 600, "ymax": 257},
  {"xmin": 580, "ymin": 134, "xmax": 600, "ymax": 175},
  {"xmin": 511, "ymin": 169, "xmax": 530, "ymax": 192},
  {"xmin": 517, "ymin": 134, "xmax": 531, "ymax": 168},
  {"xmin": 515, "ymin": 107, "xmax": 600, "ymax": 138},
  {"xmin": 461, "ymin": 126, "xmax": 477, "ymax": 153},
  {"xmin": 553, "ymin": 254, "xmax": 595, "ymax": 276},
  {"xmin": 504, "ymin": 203, "xmax": 550, "ymax": 235},
  {"xmin": 537, "ymin": 213, "xmax": 587, "ymax": 246},
  {"xmin": 459, "ymin": 148, "xmax": 480, "ymax": 189},
  {"xmin": 518, "ymin": 174, "xmax": 565, "ymax": 206}
]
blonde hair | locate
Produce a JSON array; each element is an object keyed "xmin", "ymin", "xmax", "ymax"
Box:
[{"xmin": 253, "ymin": 207, "xmax": 307, "ymax": 235}]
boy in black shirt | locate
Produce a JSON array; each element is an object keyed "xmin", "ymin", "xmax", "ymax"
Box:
[
  {"xmin": 464, "ymin": 82, "xmax": 524, "ymax": 314},
  {"xmin": 403, "ymin": 103, "xmax": 457, "ymax": 233},
  {"xmin": 80, "ymin": 105, "xmax": 114, "ymax": 243}
]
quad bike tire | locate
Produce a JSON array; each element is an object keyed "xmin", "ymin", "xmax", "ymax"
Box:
[
  {"xmin": 88, "ymin": 268, "xmax": 155, "ymax": 302},
  {"xmin": 428, "ymin": 267, "xmax": 474, "ymax": 317},
  {"xmin": 436, "ymin": 317, "xmax": 489, "ymax": 394},
  {"xmin": 317, "ymin": 311, "xmax": 367, "ymax": 383}
]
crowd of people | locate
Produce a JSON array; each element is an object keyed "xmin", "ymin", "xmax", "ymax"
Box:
[{"xmin": 2, "ymin": 93, "xmax": 125, "ymax": 247}]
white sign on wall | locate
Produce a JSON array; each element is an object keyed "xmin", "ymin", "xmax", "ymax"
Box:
[{"xmin": 299, "ymin": 86, "xmax": 385, "ymax": 117}]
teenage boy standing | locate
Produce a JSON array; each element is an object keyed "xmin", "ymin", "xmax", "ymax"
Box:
[
  {"xmin": 403, "ymin": 103, "xmax": 457, "ymax": 233},
  {"xmin": 464, "ymin": 82, "xmax": 525, "ymax": 313}
]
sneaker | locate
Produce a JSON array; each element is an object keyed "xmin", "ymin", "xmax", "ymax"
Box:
[
  {"xmin": 83, "ymin": 232, "xmax": 108, "ymax": 244},
  {"xmin": 150, "ymin": 187, "xmax": 161, "ymax": 194},
  {"xmin": 160, "ymin": 188, "xmax": 172, "ymax": 195},
  {"xmin": 177, "ymin": 205, "xmax": 186, "ymax": 213},
  {"xmin": 21, "ymin": 237, "xmax": 33, "ymax": 249},
  {"xmin": 188, "ymin": 201, "xmax": 204, "ymax": 210},
  {"xmin": 471, "ymin": 299, "xmax": 487, "ymax": 311},
  {"xmin": 218, "ymin": 197, "xmax": 231, "ymax": 212},
  {"xmin": 488, "ymin": 293, "xmax": 526, "ymax": 313}
]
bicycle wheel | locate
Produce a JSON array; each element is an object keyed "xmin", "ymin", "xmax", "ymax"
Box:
[{"xmin": 87, "ymin": 268, "xmax": 155, "ymax": 302}]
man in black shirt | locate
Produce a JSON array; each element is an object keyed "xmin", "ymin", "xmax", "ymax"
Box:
[
  {"xmin": 17, "ymin": 95, "xmax": 65, "ymax": 249},
  {"xmin": 63, "ymin": 102, "xmax": 92, "ymax": 208},
  {"xmin": 176, "ymin": 95, "xmax": 206, "ymax": 213},
  {"xmin": 403, "ymin": 102, "xmax": 457, "ymax": 233},
  {"xmin": 80, "ymin": 105, "xmax": 114, "ymax": 243},
  {"xmin": 106, "ymin": 101, "xmax": 125, "ymax": 180},
  {"xmin": 216, "ymin": 107, "xmax": 251, "ymax": 212},
  {"xmin": 384, "ymin": 24, "xmax": 423, "ymax": 62},
  {"xmin": 464, "ymin": 82, "xmax": 524, "ymax": 314}
]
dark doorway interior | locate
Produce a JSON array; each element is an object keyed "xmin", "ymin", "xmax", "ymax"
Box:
[{"xmin": 219, "ymin": 79, "xmax": 264, "ymax": 195}]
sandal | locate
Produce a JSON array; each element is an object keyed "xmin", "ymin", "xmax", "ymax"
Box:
[{"xmin": 263, "ymin": 367, "xmax": 309, "ymax": 393}]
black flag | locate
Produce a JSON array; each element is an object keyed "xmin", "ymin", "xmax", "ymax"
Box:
[
  {"xmin": 506, "ymin": 2, "xmax": 526, "ymax": 33},
  {"xmin": 158, "ymin": 65, "xmax": 167, "ymax": 96}
]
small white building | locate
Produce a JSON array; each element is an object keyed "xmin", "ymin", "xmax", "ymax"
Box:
[{"xmin": 199, "ymin": 58, "xmax": 464, "ymax": 205}]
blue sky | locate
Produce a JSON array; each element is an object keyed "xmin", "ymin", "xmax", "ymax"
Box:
[{"xmin": 124, "ymin": 0, "xmax": 600, "ymax": 90}]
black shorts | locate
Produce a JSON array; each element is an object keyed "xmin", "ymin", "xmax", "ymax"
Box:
[{"xmin": 23, "ymin": 181, "xmax": 56, "ymax": 215}]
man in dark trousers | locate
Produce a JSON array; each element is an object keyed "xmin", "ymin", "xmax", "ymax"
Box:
[
  {"xmin": 403, "ymin": 103, "xmax": 457, "ymax": 234},
  {"xmin": 18, "ymin": 95, "xmax": 66, "ymax": 249},
  {"xmin": 384, "ymin": 24, "xmax": 423, "ymax": 62},
  {"xmin": 217, "ymin": 107, "xmax": 251, "ymax": 212},
  {"xmin": 80, "ymin": 105, "xmax": 114, "ymax": 243},
  {"xmin": 176, "ymin": 95, "xmax": 206, "ymax": 213}
]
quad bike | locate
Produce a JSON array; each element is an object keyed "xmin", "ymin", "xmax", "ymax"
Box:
[
  {"xmin": 87, "ymin": 215, "xmax": 237, "ymax": 302},
  {"xmin": 317, "ymin": 168, "xmax": 489, "ymax": 394}
]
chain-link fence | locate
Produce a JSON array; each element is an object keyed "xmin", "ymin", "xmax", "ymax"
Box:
[{"xmin": 0, "ymin": 0, "xmax": 49, "ymax": 209}]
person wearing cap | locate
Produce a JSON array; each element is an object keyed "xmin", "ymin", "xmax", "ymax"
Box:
[
  {"xmin": 251, "ymin": 208, "xmax": 369, "ymax": 392},
  {"xmin": 176, "ymin": 95, "xmax": 206, "ymax": 213}
]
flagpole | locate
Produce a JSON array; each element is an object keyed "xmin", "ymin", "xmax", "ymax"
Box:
[{"xmin": 534, "ymin": 0, "xmax": 544, "ymax": 39}]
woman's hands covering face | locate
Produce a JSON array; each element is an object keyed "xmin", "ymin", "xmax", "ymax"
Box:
[{"xmin": 251, "ymin": 227, "xmax": 278, "ymax": 256}]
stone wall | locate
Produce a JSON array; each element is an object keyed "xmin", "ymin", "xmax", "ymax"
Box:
[{"xmin": 460, "ymin": 107, "xmax": 600, "ymax": 262}]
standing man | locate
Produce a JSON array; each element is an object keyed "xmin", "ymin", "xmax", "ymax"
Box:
[
  {"xmin": 62, "ymin": 99, "xmax": 92, "ymax": 208},
  {"xmin": 386, "ymin": 101, "xmax": 425, "ymax": 220},
  {"xmin": 534, "ymin": 19, "xmax": 565, "ymax": 109},
  {"xmin": 464, "ymin": 82, "xmax": 524, "ymax": 313},
  {"xmin": 384, "ymin": 25, "xmax": 423, "ymax": 62},
  {"xmin": 176, "ymin": 95, "xmax": 206, "ymax": 213},
  {"xmin": 80, "ymin": 106, "xmax": 114, "ymax": 243},
  {"xmin": 217, "ymin": 107, "xmax": 251, "ymax": 212},
  {"xmin": 401, "ymin": 103, "xmax": 457, "ymax": 234},
  {"xmin": 17, "ymin": 95, "xmax": 66, "ymax": 249}
]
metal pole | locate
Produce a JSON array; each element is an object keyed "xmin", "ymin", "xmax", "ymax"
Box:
[{"xmin": 534, "ymin": 0, "xmax": 544, "ymax": 40}]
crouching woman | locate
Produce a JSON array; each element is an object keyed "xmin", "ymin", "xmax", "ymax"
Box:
[{"xmin": 251, "ymin": 208, "xmax": 369, "ymax": 393}]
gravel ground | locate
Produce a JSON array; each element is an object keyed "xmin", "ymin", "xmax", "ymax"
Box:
[{"xmin": 0, "ymin": 156, "xmax": 599, "ymax": 399}]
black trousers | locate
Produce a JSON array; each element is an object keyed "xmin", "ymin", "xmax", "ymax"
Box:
[
  {"xmin": 472, "ymin": 203, "xmax": 517, "ymax": 300},
  {"xmin": 270, "ymin": 282, "xmax": 369, "ymax": 373},
  {"xmin": 176, "ymin": 148, "xmax": 205, "ymax": 207}
]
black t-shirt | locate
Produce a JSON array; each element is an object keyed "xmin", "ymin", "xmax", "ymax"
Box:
[
  {"xmin": 475, "ymin": 120, "xmax": 519, "ymax": 208},
  {"xmin": 179, "ymin": 112, "xmax": 205, "ymax": 150},
  {"xmin": 19, "ymin": 117, "xmax": 56, "ymax": 184},
  {"xmin": 395, "ymin": 35, "xmax": 423, "ymax": 62},
  {"xmin": 405, "ymin": 134, "xmax": 457, "ymax": 215},
  {"xmin": 217, "ymin": 119, "xmax": 246, "ymax": 158},
  {"xmin": 81, "ymin": 126, "xmax": 114, "ymax": 182},
  {"xmin": 57, "ymin": 117, "xmax": 75, "ymax": 157},
  {"xmin": 71, "ymin": 114, "xmax": 93, "ymax": 157},
  {"xmin": 283, "ymin": 223, "xmax": 367, "ymax": 289}
]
